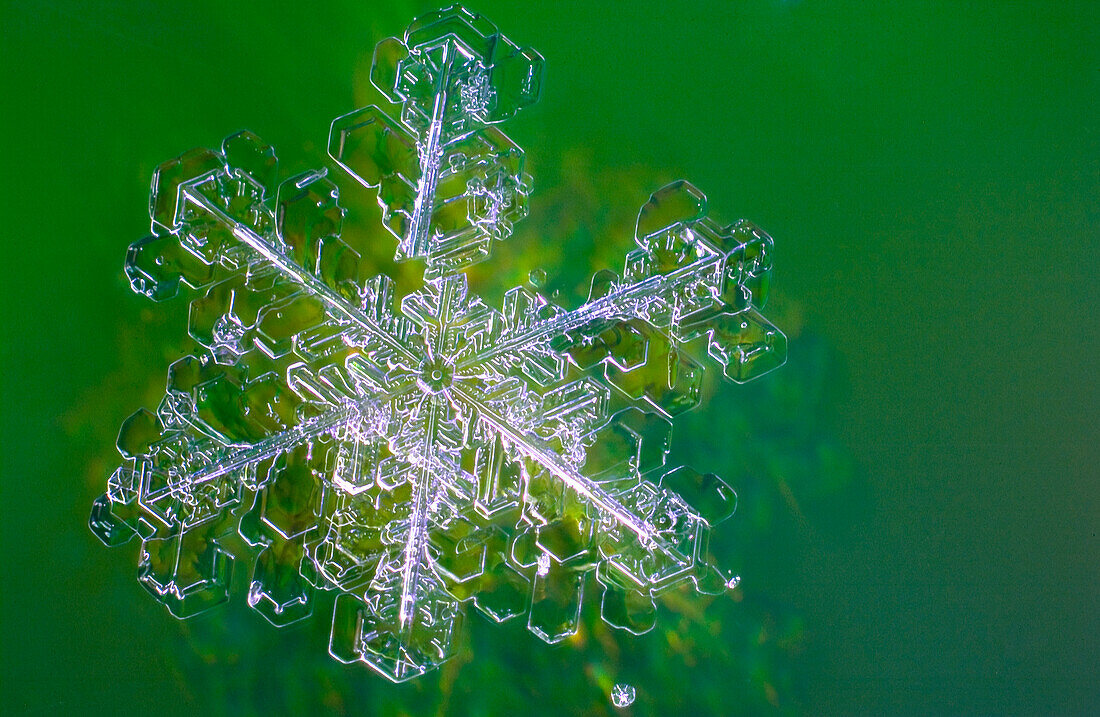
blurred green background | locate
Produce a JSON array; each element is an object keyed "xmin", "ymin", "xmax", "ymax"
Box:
[{"xmin": 2, "ymin": 1, "xmax": 1097, "ymax": 714}]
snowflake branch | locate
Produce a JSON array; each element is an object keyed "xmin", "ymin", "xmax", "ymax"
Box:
[
  {"xmin": 402, "ymin": 41, "xmax": 454, "ymax": 261},
  {"xmin": 457, "ymin": 253, "xmax": 724, "ymax": 371},
  {"xmin": 184, "ymin": 374, "xmax": 421, "ymax": 487},
  {"xmin": 450, "ymin": 384, "xmax": 681, "ymax": 559},
  {"xmin": 180, "ymin": 184, "xmax": 419, "ymax": 365},
  {"xmin": 184, "ymin": 403, "xmax": 357, "ymax": 487},
  {"xmin": 396, "ymin": 394, "xmax": 443, "ymax": 633}
]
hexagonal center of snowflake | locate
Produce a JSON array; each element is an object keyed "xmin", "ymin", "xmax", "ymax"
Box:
[{"xmin": 416, "ymin": 357, "xmax": 454, "ymax": 394}]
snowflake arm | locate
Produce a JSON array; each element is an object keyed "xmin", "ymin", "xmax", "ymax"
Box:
[
  {"xmin": 450, "ymin": 383, "xmax": 671, "ymax": 550},
  {"xmin": 176, "ymin": 168, "xmax": 419, "ymax": 368},
  {"xmin": 463, "ymin": 180, "xmax": 785, "ymax": 386},
  {"xmin": 329, "ymin": 6, "xmax": 541, "ymax": 276}
]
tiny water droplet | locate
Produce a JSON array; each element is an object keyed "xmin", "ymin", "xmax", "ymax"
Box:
[
  {"xmin": 726, "ymin": 575, "xmax": 741, "ymax": 590},
  {"xmin": 611, "ymin": 683, "xmax": 636, "ymax": 708}
]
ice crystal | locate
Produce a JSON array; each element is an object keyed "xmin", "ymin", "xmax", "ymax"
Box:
[
  {"xmin": 91, "ymin": 6, "xmax": 787, "ymax": 683},
  {"xmin": 611, "ymin": 683, "xmax": 637, "ymax": 708}
]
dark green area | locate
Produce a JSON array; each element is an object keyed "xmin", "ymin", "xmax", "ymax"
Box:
[{"xmin": 2, "ymin": 1, "xmax": 1097, "ymax": 714}]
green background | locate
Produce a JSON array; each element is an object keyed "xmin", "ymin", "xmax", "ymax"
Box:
[{"xmin": 2, "ymin": 1, "xmax": 1097, "ymax": 714}]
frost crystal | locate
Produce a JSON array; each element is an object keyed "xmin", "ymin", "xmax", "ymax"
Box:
[
  {"xmin": 611, "ymin": 683, "xmax": 637, "ymax": 708},
  {"xmin": 91, "ymin": 6, "xmax": 787, "ymax": 683}
]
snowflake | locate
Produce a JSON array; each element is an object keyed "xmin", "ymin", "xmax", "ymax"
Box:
[{"xmin": 90, "ymin": 6, "xmax": 787, "ymax": 683}]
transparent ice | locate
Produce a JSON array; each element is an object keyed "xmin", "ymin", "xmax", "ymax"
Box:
[
  {"xmin": 90, "ymin": 6, "xmax": 787, "ymax": 683},
  {"xmin": 611, "ymin": 683, "xmax": 637, "ymax": 708}
]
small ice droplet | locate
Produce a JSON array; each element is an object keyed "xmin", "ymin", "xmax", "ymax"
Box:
[
  {"xmin": 611, "ymin": 683, "xmax": 636, "ymax": 708},
  {"xmin": 536, "ymin": 552, "xmax": 551, "ymax": 577},
  {"xmin": 726, "ymin": 574, "xmax": 741, "ymax": 590},
  {"xmin": 528, "ymin": 268, "xmax": 547, "ymax": 287}
]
